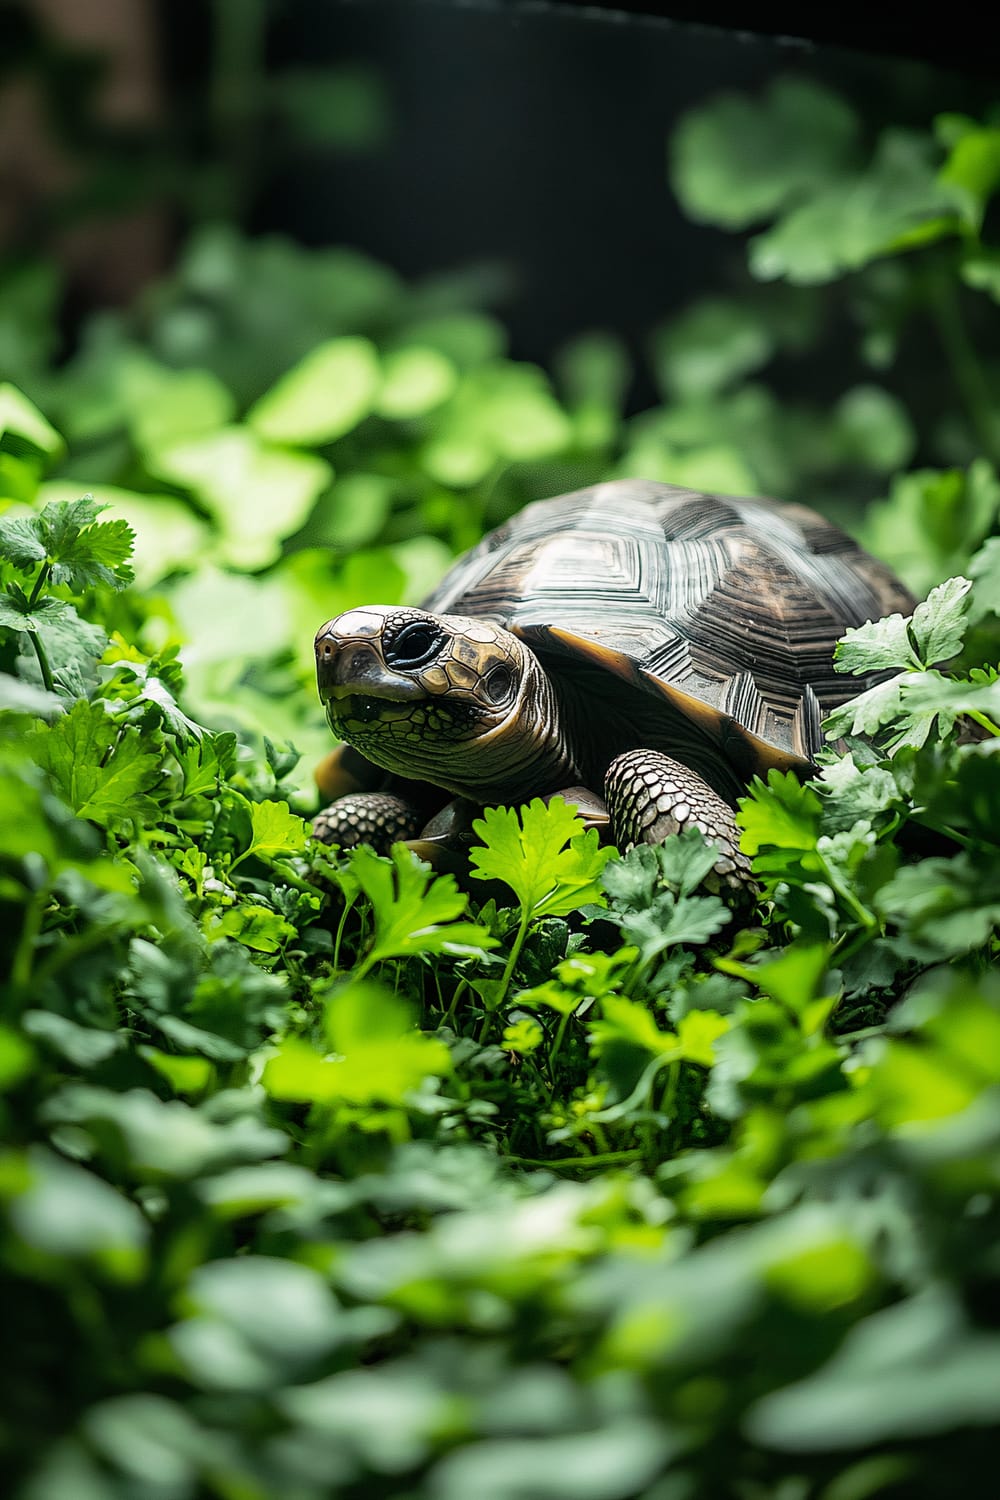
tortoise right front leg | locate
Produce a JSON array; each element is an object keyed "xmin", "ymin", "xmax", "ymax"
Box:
[
  {"xmin": 604, "ymin": 749, "xmax": 752, "ymax": 890},
  {"xmin": 313, "ymin": 744, "xmax": 440, "ymax": 852},
  {"xmin": 312, "ymin": 792, "xmax": 426, "ymax": 851}
]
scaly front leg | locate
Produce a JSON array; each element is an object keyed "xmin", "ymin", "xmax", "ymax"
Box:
[
  {"xmin": 312, "ymin": 792, "xmax": 426, "ymax": 852},
  {"xmin": 604, "ymin": 749, "xmax": 752, "ymax": 891}
]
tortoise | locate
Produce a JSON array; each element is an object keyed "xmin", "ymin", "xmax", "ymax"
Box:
[{"xmin": 311, "ymin": 479, "xmax": 913, "ymax": 884}]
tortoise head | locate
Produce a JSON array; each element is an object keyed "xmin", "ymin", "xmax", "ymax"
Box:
[{"xmin": 314, "ymin": 606, "xmax": 571, "ymax": 800}]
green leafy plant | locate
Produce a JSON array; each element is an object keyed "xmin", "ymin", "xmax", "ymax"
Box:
[{"xmin": 2, "ymin": 69, "xmax": 1000, "ymax": 1500}]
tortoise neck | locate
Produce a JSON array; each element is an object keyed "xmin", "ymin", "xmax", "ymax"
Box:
[
  {"xmin": 513, "ymin": 649, "xmax": 583, "ymax": 795},
  {"xmin": 454, "ymin": 647, "xmax": 581, "ymax": 803}
]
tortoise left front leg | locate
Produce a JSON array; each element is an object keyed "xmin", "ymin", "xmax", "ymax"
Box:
[{"xmin": 604, "ymin": 749, "xmax": 752, "ymax": 890}]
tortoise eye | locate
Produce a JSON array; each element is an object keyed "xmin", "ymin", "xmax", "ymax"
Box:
[
  {"xmin": 484, "ymin": 664, "xmax": 514, "ymax": 702},
  {"xmin": 385, "ymin": 621, "xmax": 443, "ymax": 669}
]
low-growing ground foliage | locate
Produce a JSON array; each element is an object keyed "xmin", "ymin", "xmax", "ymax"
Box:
[{"xmin": 2, "ymin": 78, "xmax": 1000, "ymax": 1500}]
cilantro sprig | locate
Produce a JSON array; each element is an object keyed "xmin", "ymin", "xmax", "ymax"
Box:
[
  {"xmin": 0, "ymin": 496, "xmax": 134, "ymax": 692},
  {"xmin": 827, "ymin": 576, "xmax": 1000, "ymax": 750},
  {"xmin": 468, "ymin": 798, "xmax": 615, "ymax": 1027}
]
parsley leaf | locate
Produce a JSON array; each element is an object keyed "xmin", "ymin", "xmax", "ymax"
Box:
[
  {"xmin": 738, "ymin": 771, "xmax": 823, "ymax": 857},
  {"xmin": 465, "ymin": 799, "xmax": 614, "ymax": 1025},
  {"xmin": 0, "ymin": 497, "xmax": 135, "ymax": 593},
  {"xmin": 0, "ymin": 515, "xmax": 47, "ymax": 570},
  {"xmin": 469, "ymin": 797, "xmax": 614, "ymax": 921},
  {"xmin": 27, "ymin": 699, "xmax": 162, "ymax": 833},
  {"xmin": 264, "ymin": 981, "xmax": 452, "ymax": 1108},
  {"xmin": 230, "ymin": 798, "xmax": 311, "ymax": 871},
  {"xmin": 827, "ymin": 578, "xmax": 997, "ymax": 751},
  {"xmin": 350, "ymin": 844, "xmax": 496, "ymax": 975},
  {"xmin": 834, "ymin": 576, "xmax": 972, "ymax": 678},
  {"xmin": 910, "ymin": 577, "xmax": 973, "ymax": 665},
  {"xmin": 833, "ymin": 613, "xmax": 918, "ymax": 676},
  {"xmin": 0, "ymin": 587, "xmax": 70, "ymax": 634}
]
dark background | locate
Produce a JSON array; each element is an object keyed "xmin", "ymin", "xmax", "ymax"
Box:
[
  {"xmin": 258, "ymin": 2, "xmax": 997, "ymax": 385},
  {"xmin": 3, "ymin": 0, "xmax": 998, "ymax": 411}
]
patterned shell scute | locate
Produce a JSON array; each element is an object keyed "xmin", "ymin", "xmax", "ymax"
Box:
[{"xmin": 422, "ymin": 479, "xmax": 913, "ymax": 764}]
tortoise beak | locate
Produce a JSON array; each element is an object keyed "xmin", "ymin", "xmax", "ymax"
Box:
[{"xmin": 315, "ymin": 620, "xmax": 425, "ymax": 704}]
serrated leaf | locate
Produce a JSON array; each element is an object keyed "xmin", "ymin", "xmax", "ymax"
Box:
[
  {"xmin": 469, "ymin": 798, "xmax": 614, "ymax": 920},
  {"xmin": 173, "ymin": 732, "xmax": 238, "ymax": 798},
  {"xmin": 655, "ymin": 826, "xmax": 732, "ymax": 897},
  {"xmin": 233, "ymin": 799, "xmax": 310, "ymax": 868},
  {"xmin": 37, "ymin": 496, "xmax": 135, "ymax": 592},
  {"xmin": 909, "ymin": 576, "xmax": 972, "ymax": 666},
  {"xmin": 601, "ymin": 843, "xmax": 659, "ymax": 911},
  {"xmin": 615, "ymin": 891, "xmax": 730, "ymax": 964},
  {"xmin": 351, "ymin": 844, "xmax": 495, "ymax": 968},
  {"xmin": 213, "ymin": 904, "xmax": 296, "ymax": 954},
  {"xmin": 0, "ymin": 588, "xmax": 70, "ymax": 633},
  {"xmin": 738, "ymin": 772, "xmax": 823, "ymax": 856},
  {"xmin": 823, "ymin": 677, "xmax": 906, "ymax": 741},
  {"xmin": 27, "ymin": 698, "xmax": 162, "ymax": 832},
  {"xmin": 834, "ymin": 614, "xmax": 918, "ymax": 676},
  {"xmin": 827, "ymin": 667, "xmax": 994, "ymax": 753},
  {"xmin": 816, "ymin": 753, "xmax": 897, "ymax": 816},
  {"xmin": 0, "ymin": 513, "xmax": 47, "ymax": 569}
]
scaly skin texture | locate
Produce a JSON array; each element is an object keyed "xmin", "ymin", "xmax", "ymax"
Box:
[
  {"xmin": 604, "ymin": 749, "xmax": 753, "ymax": 890},
  {"xmin": 311, "ymin": 480, "xmax": 915, "ymax": 885},
  {"xmin": 311, "ymin": 606, "xmax": 754, "ymax": 885},
  {"xmin": 311, "ymin": 792, "xmax": 425, "ymax": 850},
  {"xmin": 315, "ymin": 606, "xmax": 580, "ymax": 803}
]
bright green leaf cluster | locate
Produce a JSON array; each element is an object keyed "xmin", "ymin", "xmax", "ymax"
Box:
[{"xmin": 3, "ymin": 65, "xmax": 1000, "ymax": 1495}]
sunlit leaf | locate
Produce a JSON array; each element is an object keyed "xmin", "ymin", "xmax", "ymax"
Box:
[{"xmin": 248, "ymin": 336, "xmax": 381, "ymax": 445}]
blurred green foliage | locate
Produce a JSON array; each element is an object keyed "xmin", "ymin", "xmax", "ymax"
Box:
[{"xmin": 1, "ymin": 72, "xmax": 1000, "ymax": 1500}]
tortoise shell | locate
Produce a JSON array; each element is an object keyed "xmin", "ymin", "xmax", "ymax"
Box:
[{"xmin": 421, "ymin": 478, "xmax": 913, "ymax": 778}]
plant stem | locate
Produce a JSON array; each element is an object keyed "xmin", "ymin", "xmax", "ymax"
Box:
[
  {"xmin": 508, "ymin": 1150, "xmax": 644, "ymax": 1170},
  {"xmin": 22, "ymin": 560, "xmax": 56, "ymax": 691},
  {"xmin": 333, "ymin": 892, "xmax": 359, "ymax": 972},
  {"xmin": 547, "ymin": 1009, "xmax": 573, "ymax": 1081},
  {"xmin": 478, "ymin": 909, "xmax": 531, "ymax": 1043},
  {"xmin": 10, "ymin": 888, "xmax": 48, "ymax": 1001},
  {"xmin": 28, "ymin": 561, "xmax": 51, "ymax": 608},
  {"xmin": 442, "ymin": 979, "xmax": 468, "ymax": 1031},
  {"xmin": 29, "ymin": 630, "xmax": 55, "ymax": 693}
]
